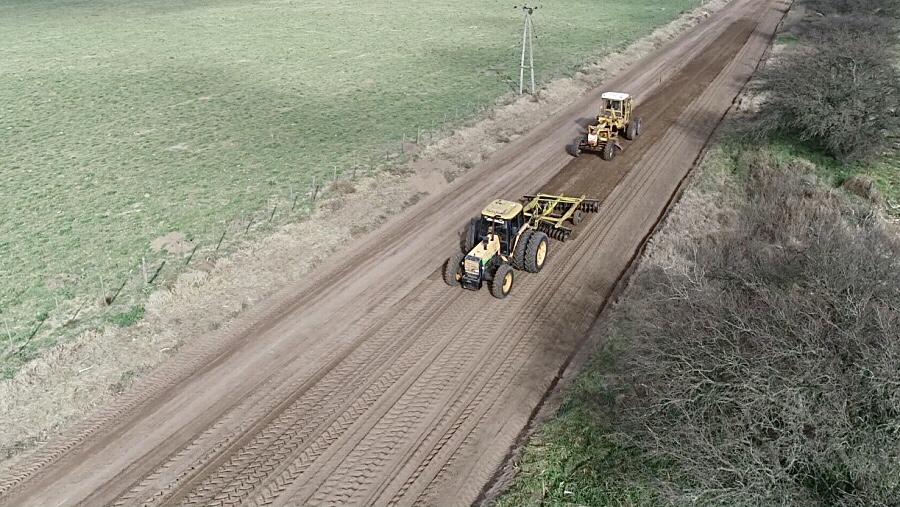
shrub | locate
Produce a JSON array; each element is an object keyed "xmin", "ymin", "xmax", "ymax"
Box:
[
  {"xmin": 616, "ymin": 154, "xmax": 900, "ymax": 506},
  {"xmin": 806, "ymin": 0, "xmax": 900, "ymax": 18},
  {"xmin": 753, "ymin": 15, "xmax": 900, "ymax": 162}
]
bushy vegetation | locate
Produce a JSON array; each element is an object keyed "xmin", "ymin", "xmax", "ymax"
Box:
[
  {"xmin": 809, "ymin": 0, "xmax": 900, "ymax": 17},
  {"xmin": 617, "ymin": 154, "xmax": 900, "ymax": 506},
  {"xmin": 752, "ymin": 1, "xmax": 900, "ymax": 162}
]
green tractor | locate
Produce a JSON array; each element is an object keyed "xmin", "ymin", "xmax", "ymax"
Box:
[{"xmin": 443, "ymin": 194, "xmax": 599, "ymax": 298}]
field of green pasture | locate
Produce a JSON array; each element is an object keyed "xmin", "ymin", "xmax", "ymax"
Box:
[{"xmin": 0, "ymin": 0, "xmax": 702, "ymax": 377}]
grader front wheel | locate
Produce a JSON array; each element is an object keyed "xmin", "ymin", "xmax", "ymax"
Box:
[
  {"xmin": 625, "ymin": 121, "xmax": 637, "ymax": 140},
  {"xmin": 569, "ymin": 137, "xmax": 582, "ymax": 157},
  {"xmin": 601, "ymin": 142, "xmax": 616, "ymax": 161}
]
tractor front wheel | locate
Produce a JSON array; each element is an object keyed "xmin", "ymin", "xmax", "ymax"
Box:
[
  {"xmin": 443, "ymin": 253, "xmax": 465, "ymax": 287},
  {"xmin": 524, "ymin": 231, "xmax": 549, "ymax": 273},
  {"xmin": 601, "ymin": 142, "xmax": 616, "ymax": 161},
  {"xmin": 490, "ymin": 264, "xmax": 514, "ymax": 299},
  {"xmin": 569, "ymin": 137, "xmax": 582, "ymax": 157}
]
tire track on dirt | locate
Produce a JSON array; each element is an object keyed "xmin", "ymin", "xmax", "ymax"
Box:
[
  {"xmin": 241, "ymin": 287, "xmax": 512, "ymax": 506},
  {"xmin": 109, "ymin": 283, "xmax": 468, "ymax": 507},
  {"xmin": 77, "ymin": 275, "xmax": 443, "ymax": 504}
]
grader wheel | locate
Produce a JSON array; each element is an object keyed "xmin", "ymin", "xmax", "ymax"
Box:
[
  {"xmin": 625, "ymin": 122, "xmax": 637, "ymax": 140},
  {"xmin": 569, "ymin": 137, "xmax": 582, "ymax": 157},
  {"xmin": 601, "ymin": 142, "xmax": 616, "ymax": 161},
  {"xmin": 625, "ymin": 116, "xmax": 642, "ymax": 140}
]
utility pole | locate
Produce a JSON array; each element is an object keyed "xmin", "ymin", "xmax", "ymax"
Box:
[{"xmin": 517, "ymin": 5, "xmax": 538, "ymax": 95}]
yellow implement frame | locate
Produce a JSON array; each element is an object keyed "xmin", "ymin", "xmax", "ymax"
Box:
[{"xmin": 521, "ymin": 193, "xmax": 600, "ymax": 241}]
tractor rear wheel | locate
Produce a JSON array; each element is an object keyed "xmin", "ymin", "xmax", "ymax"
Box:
[
  {"xmin": 490, "ymin": 264, "xmax": 514, "ymax": 299},
  {"xmin": 524, "ymin": 231, "xmax": 549, "ymax": 273},
  {"xmin": 569, "ymin": 137, "xmax": 582, "ymax": 157},
  {"xmin": 462, "ymin": 218, "xmax": 479, "ymax": 252},
  {"xmin": 601, "ymin": 142, "xmax": 616, "ymax": 161},
  {"xmin": 443, "ymin": 253, "xmax": 465, "ymax": 286},
  {"xmin": 635, "ymin": 116, "xmax": 643, "ymax": 136},
  {"xmin": 512, "ymin": 229, "xmax": 533, "ymax": 270}
]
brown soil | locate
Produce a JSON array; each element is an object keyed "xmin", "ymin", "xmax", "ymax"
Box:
[{"xmin": 0, "ymin": 0, "xmax": 792, "ymax": 505}]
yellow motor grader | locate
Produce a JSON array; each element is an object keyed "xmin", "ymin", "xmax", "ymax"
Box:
[
  {"xmin": 443, "ymin": 194, "xmax": 599, "ymax": 298},
  {"xmin": 569, "ymin": 92, "xmax": 643, "ymax": 160}
]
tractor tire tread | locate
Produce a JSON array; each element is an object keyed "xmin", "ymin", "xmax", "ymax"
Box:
[
  {"xmin": 490, "ymin": 264, "xmax": 514, "ymax": 299},
  {"xmin": 512, "ymin": 229, "xmax": 533, "ymax": 270},
  {"xmin": 524, "ymin": 231, "xmax": 549, "ymax": 273},
  {"xmin": 443, "ymin": 253, "xmax": 465, "ymax": 286}
]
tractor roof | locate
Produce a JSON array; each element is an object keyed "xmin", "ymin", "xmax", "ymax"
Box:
[
  {"xmin": 601, "ymin": 91, "xmax": 630, "ymax": 101},
  {"xmin": 481, "ymin": 199, "xmax": 523, "ymax": 220}
]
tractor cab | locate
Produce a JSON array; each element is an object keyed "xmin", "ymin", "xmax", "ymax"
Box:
[
  {"xmin": 476, "ymin": 199, "xmax": 525, "ymax": 257},
  {"xmin": 598, "ymin": 91, "xmax": 632, "ymax": 121}
]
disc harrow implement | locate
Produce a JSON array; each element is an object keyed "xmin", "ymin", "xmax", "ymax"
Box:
[{"xmin": 521, "ymin": 194, "xmax": 600, "ymax": 242}]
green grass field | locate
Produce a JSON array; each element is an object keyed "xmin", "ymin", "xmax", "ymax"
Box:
[{"xmin": 0, "ymin": 0, "xmax": 702, "ymax": 376}]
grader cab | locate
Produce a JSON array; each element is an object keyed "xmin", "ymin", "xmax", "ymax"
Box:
[
  {"xmin": 443, "ymin": 194, "xmax": 599, "ymax": 298},
  {"xmin": 569, "ymin": 92, "xmax": 643, "ymax": 160}
]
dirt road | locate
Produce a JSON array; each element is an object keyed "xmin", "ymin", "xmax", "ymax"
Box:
[{"xmin": 0, "ymin": 0, "xmax": 789, "ymax": 505}]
